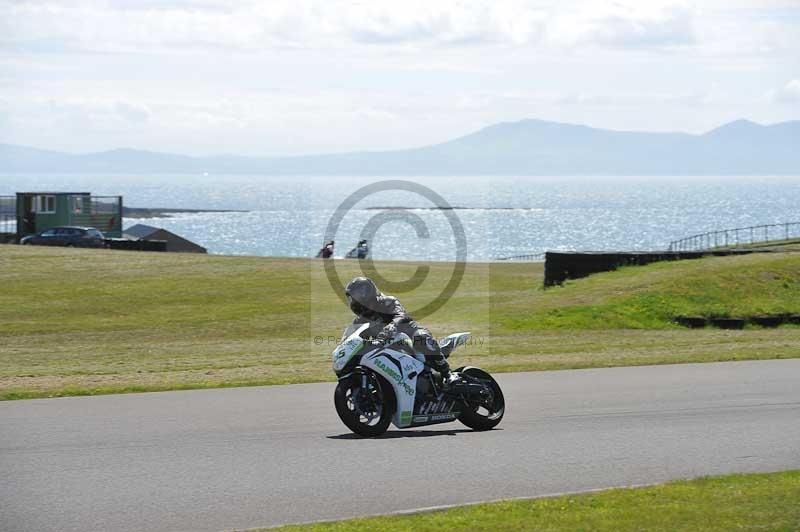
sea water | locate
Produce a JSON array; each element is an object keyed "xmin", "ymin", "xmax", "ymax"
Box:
[{"xmin": 1, "ymin": 174, "xmax": 798, "ymax": 261}]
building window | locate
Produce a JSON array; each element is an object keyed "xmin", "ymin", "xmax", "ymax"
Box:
[
  {"xmin": 34, "ymin": 195, "xmax": 56, "ymax": 214},
  {"xmin": 72, "ymin": 196, "xmax": 83, "ymax": 214}
]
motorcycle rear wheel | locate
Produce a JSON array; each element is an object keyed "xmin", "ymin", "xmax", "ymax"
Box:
[
  {"xmin": 334, "ymin": 371, "xmax": 395, "ymax": 437},
  {"xmin": 457, "ymin": 367, "xmax": 505, "ymax": 431}
]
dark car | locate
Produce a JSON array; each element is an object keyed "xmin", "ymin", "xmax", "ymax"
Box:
[{"xmin": 20, "ymin": 226, "xmax": 106, "ymax": 248}]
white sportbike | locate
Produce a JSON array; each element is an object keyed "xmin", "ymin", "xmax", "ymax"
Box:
[{"xmin": 332, "ymin": 323, "xmax": 505, "ymax": 437}]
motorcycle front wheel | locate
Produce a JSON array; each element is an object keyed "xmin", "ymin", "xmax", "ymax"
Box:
[{"xmin": 334, "ymin": 370, "xmax": 395, "ymax": 437}]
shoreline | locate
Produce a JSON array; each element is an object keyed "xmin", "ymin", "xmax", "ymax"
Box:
[{"xmin": 122, "ymin": 207, "xmax": 249, "ymax": 218}]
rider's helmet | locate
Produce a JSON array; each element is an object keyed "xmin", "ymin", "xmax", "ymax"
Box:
[{"xmin": 345, "ymin": 277, "xmax": 379, "ymax": 315}]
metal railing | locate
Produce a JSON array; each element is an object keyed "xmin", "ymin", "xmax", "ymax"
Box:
[
  {"xmin": 0, "ymin": 214, "xmax": 15, "ymax": 234},
  {"xmin": 0, "ymin": 196, "xmax": 14, "ymax": 216},
  {"xmin": 1, "ymin": 196, "xmax": 17, "ymax": 237},
  {"xmin": 668, "ymin": 222, "xmax": 800, "ymax": 252},
  {"xmin": 496, "ymin": 252, "xmax": 546, "ymax": 261},
  {"xmin": 88, "ymin": 196, "xmax": 121, "ymax": 215}
]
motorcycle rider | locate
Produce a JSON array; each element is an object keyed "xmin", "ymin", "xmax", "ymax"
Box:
[{"xmin": 345, "ymin": 276, "xmax": 453, "ymax": 382}]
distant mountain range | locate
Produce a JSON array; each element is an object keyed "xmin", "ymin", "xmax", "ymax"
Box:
[{"xmin": 2, "ymin": 118, "xmax": 798, "ymax": 175}]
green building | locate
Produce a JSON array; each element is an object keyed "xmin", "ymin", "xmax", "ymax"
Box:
[{"xmin": 2, "ymin": 192, "xmax": 123, "ymax": 240}]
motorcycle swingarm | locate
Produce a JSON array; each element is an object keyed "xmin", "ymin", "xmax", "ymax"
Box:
[{"xmin": 443, "ymin": 381, "xmax": 487, "ymax": 398}]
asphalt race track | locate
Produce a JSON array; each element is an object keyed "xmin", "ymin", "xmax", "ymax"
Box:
[{"xmin": 2, "ymin": 359, "xmax": 799, "ymax": 532}]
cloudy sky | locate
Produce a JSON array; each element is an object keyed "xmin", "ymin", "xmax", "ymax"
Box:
[{"xmin": 1, "ymin": 0, "xmax": 798, "ymax": 156}]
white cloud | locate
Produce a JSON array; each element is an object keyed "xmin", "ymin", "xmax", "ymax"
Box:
[
  {"xmin": 336, "ymin": 1, "xmax": 545, "ymax": 46},
  {"xmin": 106, "ymin": 0, "xmax": 233, "ymax": 11},
  {"xmin": 3, "ymin": 1, "xmax": 797, "ymax": 61},
  {"xmin": 0, "ymin": 0, "xmax": 701, "ymax": 52},
  {"xmin": 544, "ymin": 1, "xmax": 695, "ymax": 48},
  {"xmin": 115, "ymin": 101, "xmax": 151, "ymax": 124},
  {"xmin": 1, "ymin": 1, "xmax": 798, "ymax": 154},
  {"xmin": 767, "ymin": 79, "xmax": 800, "ymax": 104}
]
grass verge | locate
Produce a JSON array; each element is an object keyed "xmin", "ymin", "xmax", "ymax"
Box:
[
  {"xmin": 273, "ymin": 470, "xmax": 800, "ymax": 531},
  {"xmin": 1, "ymin": 246, "xmax": 799, "ymax": 399}
]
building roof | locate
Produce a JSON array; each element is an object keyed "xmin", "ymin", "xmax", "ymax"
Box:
[
  {"xmin": 123, "ymin": 224, "xmax": 207, "ymax": 253},
  {"xmin": 123, "ymin": 224, "xmax": 160, "ymax": 239},
  {"xmin": 17, "ymin": 192, "xmax": 91, "ymax": 195}
]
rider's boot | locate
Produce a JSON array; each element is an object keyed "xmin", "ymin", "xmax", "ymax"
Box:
[{"xmin": 433, "ymin": 360, "xmax": 459, "ymax": 389}]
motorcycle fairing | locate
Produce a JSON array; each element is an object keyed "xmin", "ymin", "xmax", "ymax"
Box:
[
  {"xmin": 332, "ymin": 323, "xmax": 370, "ymax": 373},
  {"xmin": 412, "ymin": 396, "xmax": 459, "ymax": 425},
  {"xmin": 360, "ymin": 347, "xmax": 424, "ymax": 428},
  {"xmin": 438, "ymin": 332, "xmax": 470, "ymax": 358}
]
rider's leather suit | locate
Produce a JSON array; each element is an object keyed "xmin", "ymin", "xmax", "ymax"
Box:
[{"xmin": 351, "ymin": 294, "xmax": 449, "ymax": 374}]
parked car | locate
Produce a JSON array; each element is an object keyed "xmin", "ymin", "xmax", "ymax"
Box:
[{"xmin": 20, "ymin": 226, "xmax": 106, "ymax": 248}]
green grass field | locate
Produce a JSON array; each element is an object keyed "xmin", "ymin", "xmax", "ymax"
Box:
[
  {"xmin": 273, "ymin": 470, "xmax": 800, "ymax": 531},
  {"xmin": 1, "ymin": 246, "xmax": 799, "ymax": 399}
]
